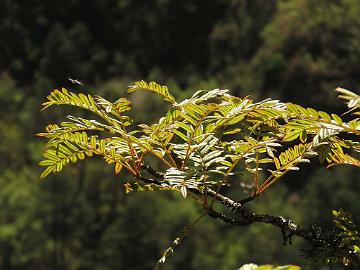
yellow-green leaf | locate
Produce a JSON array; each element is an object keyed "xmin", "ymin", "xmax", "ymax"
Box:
[
  {"xmin": 40, "ymin": 167, "xmax": 54, "ymax": 178},
  {"xmin": 115, "ymin": 162, "xmax": 123, "ymax": 174}
]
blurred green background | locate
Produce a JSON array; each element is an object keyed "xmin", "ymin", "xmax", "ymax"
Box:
[{"xmin": 0, "ymin": 0, "xmax": 359, "ymax": 269}]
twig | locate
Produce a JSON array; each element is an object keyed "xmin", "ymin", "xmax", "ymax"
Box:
[
  {"xmin": 139, "ymin": 164, "xmax": 357, "ymax": 266},
  {"xmin": 154, "ymin": 212, "xmax": 207, "ymax": 270}
]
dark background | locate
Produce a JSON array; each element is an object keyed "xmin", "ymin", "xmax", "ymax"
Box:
[{"xmin": 0, "ymin": 0, "xmax": 359, "ymax": 269}]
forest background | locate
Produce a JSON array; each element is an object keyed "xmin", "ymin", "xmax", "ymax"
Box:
[{"xmin": 0, "ymin": 1, "xmax": 359, "ymax": 269}]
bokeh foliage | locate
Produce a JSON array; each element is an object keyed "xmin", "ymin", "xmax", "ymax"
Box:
[{"xmin": 1, "ymin": 0, "xmax": 360, "ymax": 269}]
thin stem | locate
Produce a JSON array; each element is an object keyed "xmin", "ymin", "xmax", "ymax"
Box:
[
  {"xmin": 258, "ymin": 143, "xmax": 313, "ymax": 194},
  {"xmin": 254, "ymin": 152, "xmax": 259, "ymax": 194},
  {"xmin": 154, "ymin": 211, "xmax": 207, "ymax": 269},
  {"xmin": 257, "ymin": 170, "xmax": 288, "ymax": 195},
  {"xmin": 162, "ymin": 143, "xmax": 178, "ymax": 167},
  {"xmin": 122, "ymin": 161, "xmax": 138, "ymax": 176},
  {"xmin": 147, "ymin": 150, "xmax": 173, "ymax": 168}
]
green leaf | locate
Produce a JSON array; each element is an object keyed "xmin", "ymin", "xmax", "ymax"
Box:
[
  {"xmin": 115, "ymin": 162, "xmax": 122, "ymax": 174},
  {"xmin": 40, "ymin": 167, "xmax": 54, "ymax": 179},
  {"xmin": 299, "ymin": 129, "xmax": 307, "ymax": 143},
  {"xmin": 274, "ymin": 158, "xmax": 281, "ymax": 169},
  {"xmin": 318, "ymin": 111, "xmax": 331, "ymax": 121},
  {"xmin": 176, "ymin": 122, "xmax": 193, "ymax": 133},
  {"xmin": 283, "ymin": 130, "xmax": 302, "ymax": 142},
  {"xmin": 331, "ymin": 113, "xmax": 343, "ymax": 125},
  {"xmin": 223, "ymin": 128, "xmax": 241, "ymax": 135},
  {"xmin": 128, "ymin": 80, "xmax": 176, "ymax": 104},
  {"xmin": 38, "ymin": 160, "xmax": 56, "ymax": 166},
  {"xmin": 173, "ymin": 129, "xmax": 188, "ymax": 142},
  {"xmin": 307, "ymin": 107, "xmax": 319, "ymax": 119},
  {"xmin": 259, "ymin": 158, "xmax": 274, "ymax": 164}
]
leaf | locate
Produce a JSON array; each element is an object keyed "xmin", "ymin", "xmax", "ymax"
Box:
[
  {"xmin": 42, "ymin": 88, "xmax": 99, "ymax": 113},
  {"xmin": 274, "ymin": 158, "xmax": 281, "ymax": 170},
  {"xmin": 40, "ymin": 167, "xmax": 54, "ymax": 179},
  {"xmin": 299, "ymin": 129, "xmax": 307, "ymax": 143},
  {"xmin": 176, "ymin": 122, "xmax": 193, "ymax": 133},
  {"xmin": 318, "ymin": 111, "xmax": 331, "ymax": 121},
  {"xmin": 336, "ymin": 87, "xmax": 359, "ymax": 98},
  {"xmin": 180, "ymin": 186, "xmax": 187, "ymax": 198},
  {"xmin": 328, "ymin": 152, "xmax": 360, "ymax": 168},
  {"xmin": 90, "ymin": 136, "xmax": 97, "ymax": 149},
  {"xmin": 203, "ymin": 150, "xmax": 223, "ymax": 163},
  {"xmin": 223, "ymin": 128, "xmax": 241, "ymax": 135},
  {"xmin": 283, "ymin": 130, "xmax": 302, "ymax": 142},
  {"xmin": 39, "ymin": 160, "xmax": 56, "ymax": 166},
  {"xmin": 266, "ymin": 146, "xmax": 275, "ymax": 158},
  {"xmin": 277, "ymin": 144, "xmax": 310, "ymax": 169},
  {"xmin": 259, "ymin": 158, "xmax": 274, "ymax": 164},
  {"xmin": 173, "ymin": 129, "xmax": 189, "ymax": 142},
  {"xmin": 307, "ymin": 107, "xmax": 319, "ymax": 119},
  {"xmin": 286, "ymin": 103, "xmax": 299, "ymax": 114},
  {"xmin": 128, "ymin": 80, "xmax": 176, "ymax": 104},
  {"xmin": 331, "ymin": 113, "xmax": 343, "ymax": 125},
  {"xmin": 115, "ymin": 162, "xmax": 122, "ymax": 174}
]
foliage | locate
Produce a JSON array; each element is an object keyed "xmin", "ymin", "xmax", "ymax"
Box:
[
  {"xmin": 332, "ymin": 209, "xmax": 360, "ymax": 266},
  {"xmin": 305, "ymin": 209, "xmax": 360, "ymax": 268},
  {"xmin": 38, "ymin": 80, "xmax": 360, "ymax": 268},
  {"xmin": 38, "ymin": 81, "xmax": 360, "ymax": 194},
  {"xmin": 249, "ymin": 0, "xmax": 360, "ymax": 107},
  {"xmin": 2, "ymin": 1, "xmax": 360, "ymax": 268}
]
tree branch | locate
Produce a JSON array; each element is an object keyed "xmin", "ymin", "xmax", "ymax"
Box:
[
  {"xmin": 207, "ymin": 207, "xmax": 308, "ymax": 243},
  {"xmin": 138, "ymin": 164, "xmax": 354, "ymax": 257},
  {"xmin": 139, "ymin": 166, "xmax": 305, "ymax": 244}
]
